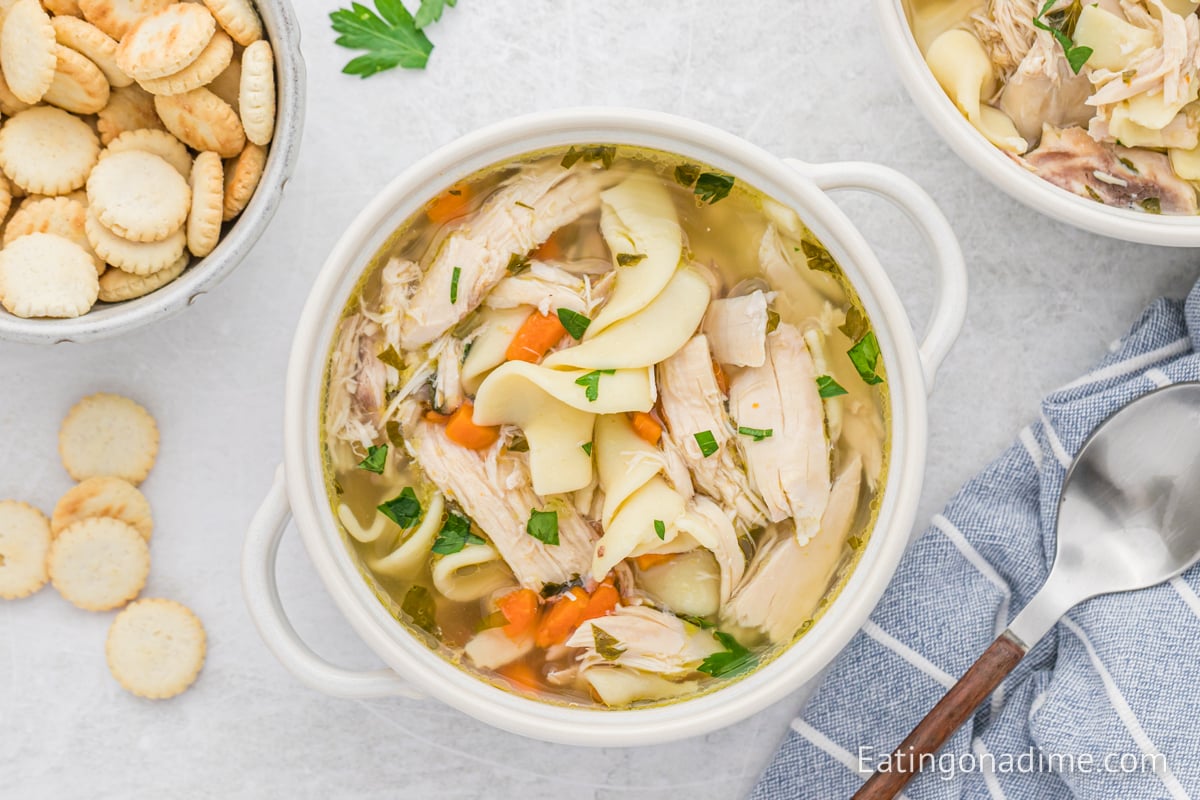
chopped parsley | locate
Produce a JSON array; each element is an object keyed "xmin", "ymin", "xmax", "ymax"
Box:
[
  {"xmin": 561, "ymin": 145, "xmax": 616, "ymax": 170},
  {"xmin": 356, "ymin": 444, "xmax": 388, "ymax": 474},
  {"xmin": 800, "ymin": 240, "xmax": 838, "ymax": 274},
  {"xmin": 574, "ymin": 369, "xmax": 614, "ymax": 402},
  {"xmin": 653, "ymin": 519, "xmax": 666, "ymax": 540},
  {"xmin": 385, "ymin": 419, "xmax": 404, "ymax": 447},
  {"xmin": 377, "ymin": 486, "xmax": 421, "ymax": 528},
  {"xmin": 678, "ymin": 613, "xmax": 715, "ymax": 629},
  {"xmin": 401, "ymin": 585, "xmax": 439, "ymax": 635},
  {"xmin": 432, "ymin": 512, "xmax": 484, "ymax": 554},
  {"xmin": 737, "ymin": 426, "xmax": 773, "ymax": 442},
  {"xmin": 694, "ymin": 430, "xmax": 719, "ymax": 457},
  {"xmin": 816, "ymin": 375, "xmax": 848, "ymax": 398},
  {"xmin": 1141, "ymin": 197, "xmax": 1162, "ymax": 214},
  {"xmin": 674, "ymin": 163, "xmax": 701, "ymax": 188},
  {"xmin": 377, "ymin": 345, "xmax": 404, "ymax": 371},
  {"xmin": 766, "ymin": 308, "xmax": 780, "ymax": 333},
  {"xmin": 513, "ymin": 200, "xmax": 533, "ymax": 210},
  {"xmin": 615, "ymin": 253, "xmax": 646, "ymax": 267},
  {"xmin": 838, "ymin": 306, "xmax": 868, "ymax": 342},
  {"xmin": 1033, "ymin": 0, "xmax": 1092, "ymax": 74},
  {"xmin": 540, "ymin": 575, "xmax": 584, "ymax": 599},
  {"xmin": 847, "ymin": 331, "xmax": 884, "ymax": 385},
  {"xmin": 449, "ymin": 266, "xmax": 461, "ymax": 303},
  {"xmin": 694, "ymin": 172, "xmax": 735, "ymax": 204},
  {"xmin": 506, "ymin": 252, "xmax": 530, "ymax": 274},
  {"xmin": 330, "ymin": 0, "xmax": 441, "ymax": 78},
  {"xmin": 592, "ymin": 625, "xmax": 626, "ymax": 660},
  {"xmin": 847, "ymin": 535, "xmax": 864, "ymax": 550},
  {"xmin": 581, "ymin": 441, "xmax": 593, "ymax": 456},
  {"xmin": 556, "ymin": 308, "xmax": 591, "ymax": 340},
  {"xmin": 526, "ymin": 509, "xmax": 559, "ymax": 546},
  {"xmin": 697, "ymin": 631, "xmax": 758, "ymax": 678}
]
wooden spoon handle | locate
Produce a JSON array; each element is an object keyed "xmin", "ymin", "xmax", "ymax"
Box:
[{"xmin": 852, "ymin": 631, "xmax": 1027, "ymax": 800}]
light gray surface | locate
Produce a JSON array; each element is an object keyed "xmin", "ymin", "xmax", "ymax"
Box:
[{"xmin": 2, "ymin": 2, "xmax": 1196, "ymax": 798}]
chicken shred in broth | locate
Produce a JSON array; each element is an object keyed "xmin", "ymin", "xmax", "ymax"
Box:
[
  {"xmin": 321, "ymin": 146, "xmax": 889, "ymax": 708},
  {"xmin": 909, "ymin": 0, "xmax": 1200, "ymax": 214}
]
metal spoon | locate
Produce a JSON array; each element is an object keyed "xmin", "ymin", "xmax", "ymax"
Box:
[{"xmin": 855, "ymin": 382, "xmax": 1200, "ymax": 800}]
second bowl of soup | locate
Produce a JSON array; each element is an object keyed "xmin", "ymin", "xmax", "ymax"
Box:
[{"xmin": 243, "ymin": 108, "xmax": 967, "ymax": 745}]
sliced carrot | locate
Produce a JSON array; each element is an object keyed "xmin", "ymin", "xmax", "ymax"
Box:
[
  {"xmin": 497, "ymin": 588, "xmax": 539, "ymax": 640},
  {"xmin": 424, "ymin": 410, "xmax": 449, "ymax": 424},
  {"xmin": 426, "ymin": 184, "xmax": 472, "ymax": 225},
  {"xmin": 534, "ymin": 586, "xmax": 588, "ymax": 648},
  {"xmin": 634, "ymin": 553, "xmax": 675, "ymax": 571},
  {"xmin": 497, "ymin": 660, "xmax": 540, "ymax": 691},
  {"xmin": 444, "ymin": 401, "xmax": 500, "ymax": 450},
  {"xmin": 712, "ymin": 360, "xmax": 729, "ymax": 395},
  {"xmin": 532, "ymin": 233, "xmax": 562, "ymax": 261},
  {"xmin": 505, "ymin": 311, "xmax": 566, "ymax": 363},
  {"xmin": 630, "ymin": 411, "xmax": 662, "ymax": 445},
  {"xmin": 578, "ymin": 581, "xmax": 619, "ymax": 624}
]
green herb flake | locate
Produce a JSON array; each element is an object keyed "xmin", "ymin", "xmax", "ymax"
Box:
[
  {"xmin": 766, "ymin": 308, "xmax": 781, "ymax": 334},
  {"xmin": 848, "ymin": 331, "xmax": 884, "ymax": 385},
  {"xmin": 800, "ymin": 240, "xmax": 838, "ymax": 275},
  {"xmin": 561, "ymin": 146, "xmax": 583, "ymax": 168},
  {"xmin": 694, "ymin": 172, "xmax": 735, "ymax": 204},
  {"xmin": 847, "ymin": 535, "xmax": 863, "ymax": 550},
  {"xmin": 513, "ymin": 200, "xmax": 533, "ymax": 211},
  {"xmin": 678, "ymin": 613, "xmax": 716, "ymax": 629},
  {"xmin": 593, "ymin": 626, "xmax": 626, "ymax": 661},
  {"xmin": 332, "ymin": 478, "xmax": 344, "ymax": 496},
  {"xmin": 674, "ymin": 163, "xmax": 701, "ymax": 188},
  {"xmin": 697, "ymin": 631, "xmax": 758, "ymax": 679},
  {"xmin": 653, "ymin": 519, "xmax": 666, "ymax": 540},
  {"xmin": 377, "ymin": 345, "xmax": 405, "ymax": 372},
  {"xmin": 556, "ymin": 308, "xmax": 591, "ymax": 340},
  {"xmin": 816, "ymin": 375, "xmax": 848, "ymax": 398},
  {"xmin": 449, "ymin": 266, "xmax": 461, "ymax": 303},
  {"xmin": 477, "ymin": 609, "xmax": 508, "ymax": 632},
  {"xmin": 413, "ymin": 0, "xmax": 456, "ymax": 29},
  {"xmin": 1085, "ymin": 185, "xmax": 1103, "ymax": 202},
  {"xmin": 401, "ymin": 585, "xmax": 439, "ymax": 635},
  {"xmin": 694, "ymin": 430, "xmax": 719, "ymax": 457},
  {"xmin": 838, "ymin": 306, "xmax": 868, "ymax": 342},
  {"xmin": 615, "ymin": 253, "xmax": 646, "ymax": 267},
  {"xmin": 582, "ymin": 145, "xmax": 616, "ymax": 169},
  {"xmin": 447, "ymin": 188, "xmax": 462, "ymax": 196},
  {"xmin": 377, "ymin": 486, "xmax": 422, "ymax": 528},
  {"xmin": 574, "ymin": 369, "xmax": 614, "ymax": 402},
  {"xmin": 1117, "ymin": 156, "xmax": 1138, "ymax": 173},
  {"xmin": 356, "ymin": 444, "xmax": 388, "ymax": 474},
  {"xmin": 432, "ymin": 512, "xmax": 484, "ymax": 554},
  {"xmin": 526, "ymin": 509, "xmax": 560, "ymax": 546},
  {"xmin": 1033, "ymin": 0, "xmax": 1092, "ymax": 75},
  {"xmin": 1141, "ymin": 197, "xmax": 1162, "ymax": 214},
  {"xmin": 540, "ymin": 575, "xmax": 583, "ymax": 599},
  {"xmin": 737, "ymin": 426, "xmax": 773, "ymax": 442},
  {"xmin": 581, "ymin": 441, "xmax": 593, "ymax": 456},
  {"xmin": 506, "ymin": 252, "xmax": 530, "ymax": 274},
  {"xmin": 1121, "ymin": 68, "xmax": 1137, "ymax": 84},
  {"xmin": 507, "ymin": 436, "xmax": 530, "ymax": 453},
  {"xmin": 330, "ymin": 0, "xmax": 434, "ymax": 78},
  {"xmin": 798, "ymin": 619, "xmax": 813, "ymax": 635}
]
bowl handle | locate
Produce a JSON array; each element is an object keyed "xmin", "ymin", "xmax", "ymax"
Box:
[
  {"xmin": 783, "ymin": 159, "xmax": 967, "ymax": 391},
  {"xmin": 242, "ymin": 465, "xmax": 422, "ymax": 699}
]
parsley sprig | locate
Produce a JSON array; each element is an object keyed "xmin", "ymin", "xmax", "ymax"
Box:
[
  {"xmin": 697, "ymin": 631, "xmax": 758, "ymax": 678},
  {"xmin": 330, "ymin": 0, "xmax": 458, "ymax": 78},
  {"xmin": 1033, "ymin": 0, "xmax": 1092, "ymax": 74}
]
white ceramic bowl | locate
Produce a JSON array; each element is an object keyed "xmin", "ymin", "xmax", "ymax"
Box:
[
  {"xmin": 242, "ymin": 108, "xmax": 968, "ymax": 746},
  {"xmin": 0, "ymin": 0, "xmax": 306, "ymax": 345},
  {"xmin": 876, "ymin": 0, "xmax": 1200, "ymax": 246}
]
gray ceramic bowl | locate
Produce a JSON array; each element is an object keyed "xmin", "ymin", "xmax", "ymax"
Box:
[{"xmin": 0, "ymin": 0, "xmax": 306, "ymax": 345}]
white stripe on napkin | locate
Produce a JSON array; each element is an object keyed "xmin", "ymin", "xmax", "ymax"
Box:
[
  {"xmin": 1057, "ymin": 337, "xmax": 1190, "ymax": 392},
  {"xmin": 1039, "ymin": 411, "xmax": 1074, "ymax": 468},
  {"xmin": 973, "ymin": 738, "xmax": 1010, "ymax": 800},
  {"xmin": 789, "ymin": 719, "xmax": 914, "ymax": 800},
  {"xmin": 1170, "ymin": 577, "xmax": 1200, "ymax": 622},
  {"xmin": 863, "ymin": 620, "xmax": 955, "ymax": 689},
  {"xmin": 1019, "ymin": 426, "xmax": 1044, "ymax": 471}
]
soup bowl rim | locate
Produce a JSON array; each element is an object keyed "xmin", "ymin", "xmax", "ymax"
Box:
[
  {"xmin": 875, "ymin": 0, "xmax": 1200, "ymax": 246},
  {"xmin": 261, "ymin": 107, "xmax": 955, "ymax": 746}
]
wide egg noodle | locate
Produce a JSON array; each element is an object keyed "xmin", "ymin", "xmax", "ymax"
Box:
[
  {"xmin": 461, "ymin": 305, "xmax": 534, "ymax": 394},
  {"xmin": 926, "ymin": 29, "xmax": 1027, "ymax": 153},
  {"xmin": 368, "ymin": 492, "xmax": 446, "ymax": 578},
  {"xmin": 431, "ymin": 542, "xmax": 515, "ymax": 602}
]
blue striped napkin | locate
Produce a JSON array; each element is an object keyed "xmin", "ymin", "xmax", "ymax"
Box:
[{"xmin": 753, "ymin": 281, "xmax": 1200, "ymax": 800}]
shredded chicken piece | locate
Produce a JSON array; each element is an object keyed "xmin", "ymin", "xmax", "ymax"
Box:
[
  {"xmin": 566, "ymin": 605, "xmax": 720, "ymax": 675},
  {"xmin": 728, "ymin": 324, "xmax": 831, "ymax": 543},
  {"xmin": 1021, "ymin": 124, "xmax": 1199, "ymax": 213},
  {"xmin": 1088, "ymin": 0, "xmax": 1200, "ymax": 112},
  {"xmin": 401, "ymin": 162, "xmax": 618, "ymax": 348},
  {"xmin": 408, "ymin": 422, "xmax": 597, "ymax": 589},
  {"xmin": 724, "ymin": 454, "xmax": 862, "ymax": 644},
  {"xmin": 702, "ymin": 290, "xmax": 770, "ymax": 368},
  {"xmin": 361, "ymin": 257, "xmax": 421, "ymax": 353},
  {"xmin": 657, "ymin": 335, "xmax": 767, "ymax": 529},
  {"xmin": 972, "ymin": 0, "xmax": 1039, "ymax": 78},
  {"xmin": 326, "ymin": 314, "xmax": 386, "ymax": 449},
  {"xmin": 429, "ymin": 334, "xmax": 465, "ymax": 413},
  {"xmin": 484, "ymin": 260, "xmax": 591, "ymax": 315},
  {"xmin": 999, "ymin": 31, "xmax": 1093, "ymax": 144}
]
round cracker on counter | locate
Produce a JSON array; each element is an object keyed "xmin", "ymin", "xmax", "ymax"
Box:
[
  {"xmin": 89, "ymin": 150, "xmax": 191, "ymax": 243},
  {"xmin": 116, "ymin": 3, "xmax": 217, "ymax": 81},
  {"xmin": 48, "ymin": 517, "xmax": 149, "ymax": 611},
  {"xmin": 202, "ymin": 0, "xmax": 260, "ymax": 46},
  {"xmin": 187, "ymin": 151, "xmax": 222, "ymax": 257},
  {"xmin": 51, "ymin": 16, "xmax": 132, "ymax": 89},
  {"xmin": 0, "ymin": 106, "xmax": 100, "ymax": 195},
  {"xmin": 107, "ymin": 598, "xmax": 206, "ymax": 699},
  {"xmin": 86, "ymin": 207, "xmax": 186, "ymax": 274},
  {"xmin": 0, "ymin": 0, "xmax": 57, "ymax": 105},
  {"xmin": 0, "ymin": 500, "xmax": 51, "ymax": 599},
  {"xmin": 79, "ymin": 0, "xmax": 172, "ymax": 41},
  {"xmin": 101, "ymin": 128, "xmax": 191, "ymax": 178},
  {"xmin": 4, "ymin": 196, "xmax": 103, "ymax": 273},
  {"xmin": 222, "ymin": 141, "xmax": 264, "ymax": 221},
  {"xmin": 51, "ymin": 476, "xmax": 153, "ymax": 540},
  {"xmin": 154, "ymin": 87, "xmax": 244, "ymax": 158},
  {"xmin": 139, "ymin": 30, "xmax": 233, "ymax": 97},
  {"xmin": 238, "ymin": 39, "xmax": 274, "ymax": 146},
  {"xmin": 98, "ymin": 250, "xmax": 187, "ymax": 302},
  {"xmin": 97, "ymin": 84, "xmax": 164, "ymax": 146},
  {"xmin": 0, "ymin": 233, "xmax": 98, "ymax": 318},
  {"xmin": 43, "ymin": 43, "xmax": 111, "ymax": 116},
  {"xmin": 58, "ymin": 392, "xmax": 159, "ymax": 485}
]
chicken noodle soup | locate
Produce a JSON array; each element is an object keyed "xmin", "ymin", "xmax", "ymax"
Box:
[
  {"xmin": 322, "ymin": 146, "xmax": 889, "ymax": 708},
  {"xmin": 909, "ymin": 0, "xmax": 1200, "ymax": 214}
]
